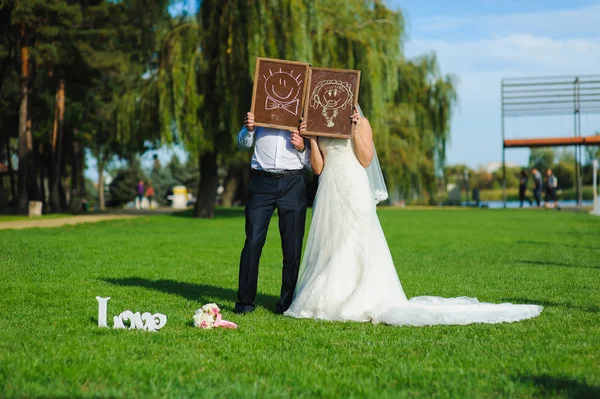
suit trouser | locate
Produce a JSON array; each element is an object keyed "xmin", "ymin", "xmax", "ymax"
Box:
[
  {"xmin": 519, "ymin": 188, "xmax": 531, "ymax": 206},
  {"xmin": 236, "ymin": 174, "xmax": 307, "ymax": 313}
]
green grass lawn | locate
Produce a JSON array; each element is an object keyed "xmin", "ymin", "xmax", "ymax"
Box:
[{"xmin": 1, "ymin": 208, "xmax": 599, "ymax": 398}]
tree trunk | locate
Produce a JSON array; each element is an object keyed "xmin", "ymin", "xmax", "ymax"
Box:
[
  {"xmin": 27, "ymin": 60, "xmax": 40, "ymax": 204},
  {"xmin": 98, "ymin": 158, "xmax": 105, "ymax": 211},
  {"xmin": 43, "ymin": 142, "xmax": 53, "ymax": 214},
  {"xmin": 59, "ymin": 177, "xmax": 68, "ymax": 210},
  {"xmin": 193, "ymin": 151, "xmax": 218, "ymax": 218},
  {"xmin": 69, "ymin": 131, "xmax": 82, "ymax": 213},
  {"xmin": 221, "ymin": 169, "xmax": 239, "ymax": 207},
  {"xmin": 0, "ymin": 177, "xmax": 5, "ymax": 213},
  {"xmin": 26, "ymin": 122, "xmax": 40, "ymax": 202},
  {"xmin": 38, "ymin": 143, "xmax": 47, "ymax": 211},
  {"xmin": 17, "ymin": 24, "xmax": 29, "ymax": 214},
  {"xmin": 0, "ymin": 44, "xmax": 12, "ymax": 103},
  {"xmin": 50, "ymin": 76, "xmax": 65, "ymax": 213},
  {"xmin": 0, "ymin": 138, "xmax": 6, "ymax": 213},
  {"xmin": 6, "ymin": 139, "xmax": 16, "ymax": 205}
]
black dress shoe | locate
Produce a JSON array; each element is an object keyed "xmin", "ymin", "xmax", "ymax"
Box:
[
  {"xmin": 274, "ymin": 305, "xmax": 288, "ymax": 315},
  {"xmin": 234, "ymin": 304, "xmax": 255, "ymax": 314}
]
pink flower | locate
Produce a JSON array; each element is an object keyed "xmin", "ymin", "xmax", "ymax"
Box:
[{"xmin": 194, "ymin": 303, "xmax": 236, "ymax": 330}]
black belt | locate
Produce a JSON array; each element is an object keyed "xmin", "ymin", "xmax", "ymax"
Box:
[{"xmin": 251, "ymin": 169, "xmax": 305, "ymax": 179}]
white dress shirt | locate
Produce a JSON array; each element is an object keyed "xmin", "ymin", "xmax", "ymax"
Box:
[{"xmin": 237, "ymin": 126, "xmax": 311, "ymax": 171}]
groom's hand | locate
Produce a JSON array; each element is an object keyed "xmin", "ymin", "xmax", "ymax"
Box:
[
  {"xmin": 350, "ymin": 106, "xmax": 361, "ymax": 125},
  {"xmin": 290, "ymin": 130, "xmax": 305, "ymax": 152},
  {"xmin": 298, "ymin": 118, "xmax": 307, "ymax": 136},
  {"xmin": 244, "ymin": 112, "xmax": 255, "ymax": 132}
]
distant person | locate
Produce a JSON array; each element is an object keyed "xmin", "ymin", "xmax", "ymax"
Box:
[
  {"xmin": 519, "ymin": 170, "xmax": 532, "ymax": 208},
  {"xmin": 145, "ymin": 183, "xmax": 155, "ymax": 209},
  {"xmin": 545, "ymin": 169, "xmax": 559, "ymax": 209},
  {"xmin": 472, "ymin": 188, "xmax": 480, "ymax": 207},
  {"xmin": 531, "ymin": 168, "xmax": 542, "ymax": 207},
  {"xmin": 136, "ymin": 180, "xmax": 144, "ymax": 209},
  {"xmin": 166, "ymin": 187, "xmax": 173, "ymax": 206}
]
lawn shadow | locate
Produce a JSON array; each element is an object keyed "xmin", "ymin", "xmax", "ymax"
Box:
[
  {"xmin": 516, "ymin": 375, "xmax": 600, "ymax": 398},
  {"xmin": 101, "ymin": 277, "xmax": 279, "ymax": 312},
  {"xmin": 170, "ymin": 208, "xmax": 245, "ymax": 219},
  {"xmin": 517, "ymin": 240, "xmax": 600, "ymax": 252},
  {"xmin": 500, "ymin": 297, "xmax": 599, "ymax": 313},
  {"xmin": 515, "ymin": 259, "xmax": 599, "ymax": 270}
]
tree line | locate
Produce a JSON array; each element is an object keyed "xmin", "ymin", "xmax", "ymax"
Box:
[{"xmin": 0, "ymin": 0, "xmax": 457, "ymax": 217}]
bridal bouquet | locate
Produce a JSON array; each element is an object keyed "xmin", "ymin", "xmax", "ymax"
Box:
[{"xmin": 193, "ymin": 303, "xmax": 238, "ymax": 330}]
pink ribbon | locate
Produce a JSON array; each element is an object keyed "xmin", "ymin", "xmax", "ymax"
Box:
[{"xmin": 214, "ymin": 313, "xmax": 238, "ymax": 329}]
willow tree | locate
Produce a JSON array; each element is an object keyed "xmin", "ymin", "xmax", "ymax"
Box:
[
  {"xmin": 126, "ymin": 1, "xmax": 455, "ymax": 213},
  {"xmin": 77, "ymin": 0, "xmax": 168, "ymax": 211},
  {"xmin": 115, "ymin": 18, "xmax": 204, "ymax": 209},
  {"xmin": 134, "ymin": 0, "xmax": 404, "ymax": 218},
  {"xmin": 386, "ymin": 54, "xmax": 457, "ymax": 202},
  {"xmin": 0, "ymin": 1, "xmax": 16, "ymax": 211}
]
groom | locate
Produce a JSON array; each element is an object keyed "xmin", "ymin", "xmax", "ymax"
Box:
[{"xmin": 235, "ymin": 112, "xmax": 310, "ymax": 314}]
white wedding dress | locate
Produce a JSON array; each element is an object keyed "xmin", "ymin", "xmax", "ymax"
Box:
[{"xmin": 284, "ymin": 137, "xmax": 543, "ymax": 326}]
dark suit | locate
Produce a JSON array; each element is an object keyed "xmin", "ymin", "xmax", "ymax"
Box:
[{"xmin": 236, "ymin": 171, "xmax": 307, "ymax": 314}]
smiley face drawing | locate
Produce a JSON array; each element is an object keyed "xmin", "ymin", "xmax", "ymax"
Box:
[
  {"xmin": 310, "ymin": 80, "xmax": 353, "ymax": 128},
  {"xmin": 263, "ymin": 68, "xmax": 303, "ymax": 115}
]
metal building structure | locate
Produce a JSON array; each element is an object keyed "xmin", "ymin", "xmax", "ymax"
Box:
[
  {"xmin": 501, "ymin": 75, "xmax": 600, "ymax": 207},
  {"xmin": 593, "ymin": 160, "xmax": 600, "ymax": 216}
]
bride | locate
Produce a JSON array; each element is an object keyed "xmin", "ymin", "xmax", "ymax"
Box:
[{"xmin": 284, "ymin": 106, "xmax": 542, "ymax": 326}]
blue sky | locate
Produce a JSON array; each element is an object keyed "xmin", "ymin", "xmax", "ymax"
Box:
[
  {"xmin": 87, "ymin": 1, "xmax": 600, "ymax": 181},
  {"xmin": 389, "ymin": 0, "xmax": 600, "ymax": 168}
]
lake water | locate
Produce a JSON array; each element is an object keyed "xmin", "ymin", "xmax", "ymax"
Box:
[{"xmin": 475, "ymin": 200, "xmax": 593, "ymax": 209}]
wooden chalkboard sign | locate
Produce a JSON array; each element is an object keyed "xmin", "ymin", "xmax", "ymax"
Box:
[
  {"xmin": 250, "ymin": 57, "xmax": 310, "ymax": 131},
  {"xmin": 303, "ymin": 67, "xmax": 361, "ymax": 138}
]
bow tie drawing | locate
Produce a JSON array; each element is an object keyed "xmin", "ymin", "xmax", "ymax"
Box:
[{"xmin": 265, "ymin": 97, "xmax": 299, "ymax": 115}]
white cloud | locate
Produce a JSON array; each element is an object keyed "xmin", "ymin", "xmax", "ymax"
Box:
[{"xmin": 407, "ymin": 35, "xmax": 600, "ymax": 74}]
